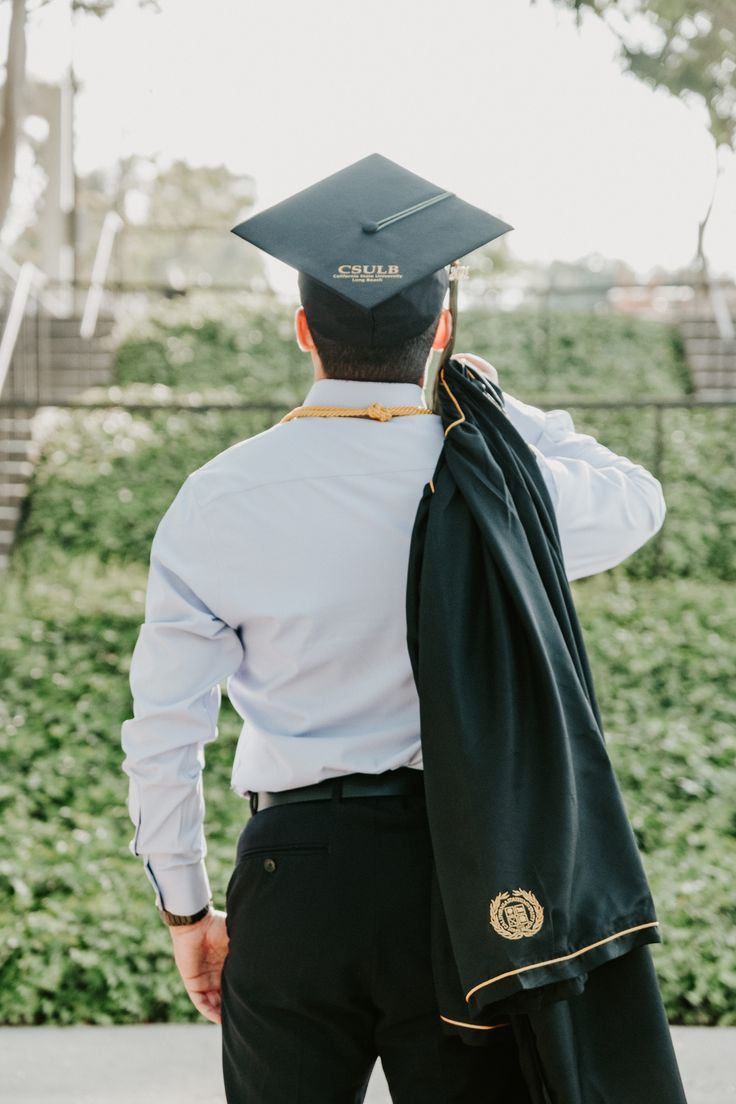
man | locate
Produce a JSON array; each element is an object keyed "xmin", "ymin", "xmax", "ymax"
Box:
[{"xmin": 121, "ymin": 154, "xmax": 672, "ymax": 1102}]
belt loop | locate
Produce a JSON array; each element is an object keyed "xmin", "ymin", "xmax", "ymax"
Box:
[{"xmin": 249, "ymin": 791, "xmax": 259, "ymax": 815}]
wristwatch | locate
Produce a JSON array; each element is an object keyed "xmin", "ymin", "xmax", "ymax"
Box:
[{"xmin": 157, "ymin": 899, "xmax": 214, "ymax": 927}]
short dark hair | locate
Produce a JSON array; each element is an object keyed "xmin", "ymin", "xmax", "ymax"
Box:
[{"xmin": 306, "ymin": 312, "xmax": 442, "ymax": 384}]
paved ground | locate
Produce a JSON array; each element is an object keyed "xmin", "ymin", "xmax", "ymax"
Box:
[{"xmin": 0, "ymin": 1024, "xmax": 734, "ymax": 1103}]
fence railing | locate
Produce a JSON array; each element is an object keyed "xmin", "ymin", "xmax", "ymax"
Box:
[
  {"xmin": 1, "ymin": 390, "xmax": 732, "ymax": 580},
  {"xmin": 0, "ymin": 266, "xmax": 50, "ymax": 410},
  {"xmin": 80, "ymin": 210, "xmax": 124, "ymax": 339}
]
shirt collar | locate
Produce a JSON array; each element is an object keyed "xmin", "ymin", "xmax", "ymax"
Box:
[{"xmin": 301, "ymin": 377, "xmax": 429, "ymax": 410}]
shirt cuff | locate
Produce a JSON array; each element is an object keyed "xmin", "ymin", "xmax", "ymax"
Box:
[{"xmin": 142, "ymin": 856, "xmax": 213, "ymax": 915}]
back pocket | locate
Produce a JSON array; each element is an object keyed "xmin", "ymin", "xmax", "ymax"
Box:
[
  {"xmin": 238, "ymin": 842, "xmax": 330, "ymax": 859},
  {"xmin": 225, "ymin": 841, "xmax": 330, "ymax": 918}
]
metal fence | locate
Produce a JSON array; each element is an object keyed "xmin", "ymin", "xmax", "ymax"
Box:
[{"xmin": 1, "ymin": 389, "xmax": 732, "ymax": 580}]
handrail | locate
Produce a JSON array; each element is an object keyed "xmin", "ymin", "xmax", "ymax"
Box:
[
  {"xmin": 80, "ymin": 210, "xmax": 124, "ymax": 339},
  {"xmin": 0, "ymin": 247, "xmax": 23, "ymax": 283},
  {"xmin": 0, "ymin": 247, "xmax": 67, "ymax": 318},
  {"xmin": 0, "ymin": 261, "xmax": 47, "ymax": 397}
]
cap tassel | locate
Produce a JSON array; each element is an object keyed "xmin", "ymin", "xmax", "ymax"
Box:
[{"xmin": 430, "ymin": 259, "xmax": 465, "ymax": 414}]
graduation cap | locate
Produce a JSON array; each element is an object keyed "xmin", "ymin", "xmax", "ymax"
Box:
[{"xmin": 230, "ymin": 152, "xmax": 513, "ymax": 348}]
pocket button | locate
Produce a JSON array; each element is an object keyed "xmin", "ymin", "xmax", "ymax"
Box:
[{"xmin": 264, "ymin": 858, "xmax": 277, "ymax": 873}]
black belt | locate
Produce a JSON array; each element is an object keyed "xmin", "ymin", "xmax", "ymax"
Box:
[{"xmin": 249, "ymin": 766, "xmax": 424, "ymax": 814}]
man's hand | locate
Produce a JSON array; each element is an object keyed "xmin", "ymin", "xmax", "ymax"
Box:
[
  {"xmin": 168, "ymin": 907, "xmax": 229, "ymax": 1025},
  {"xmin": 454, "ymin": 353, "xmax": 499, "ymax": 386}
]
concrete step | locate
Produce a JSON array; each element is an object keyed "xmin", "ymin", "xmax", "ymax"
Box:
[
  {"xmin": 0, "ymin": 460, "xmax": 34, "ymax": 484},
  {"xmin": 684, "ymin": 337, "xmax": 736, "ymax": 351},
  {"xmin": 0, "ymin": 439, "xmax": 33, "ymax": 459},
  {"xmin": 693, "ymin": 388, "xmax": 736, "ymax": 401},
  {"xmin": 687, "ymin": 356, "xmax": 736, "ymax": 371},
  {"xmin": 47, "ymin": 316, "xmax": 115, "ymax": 336},
  {"xmin": 41, "ymin": 369, "xmax": 111, "ymax": 384},
  {"xmin": 690, "ymin": 371, "xmax": 736, "ymax": 387},
  {"xmin": 0, "ymin": 386, "xmax": 42, "ymax": 405},
  {"xmin": 0, "ymin": 529, "xmax": 15, "ymax": 550},
  {"xmin": 39, "ymin": 384, "xmax": 111, "ymax": 403},
  {"xmin": 0, "ymin": 482, "xmax": 29, "ymax": 503},
  {"xmin": 0, "ymin": 418, "xmax": 34, "ymax": 437},
  {"xmin": 41, "ymin": 375, "xmax": 113, "ymax": 394},
  {"xmin": 43, "ymin": 373, "xmax": 114, "ymax": 391},
  {"xmin": 47, "ymin": 351, "xmax": 113, "ymax": 370},
  {"xmin": 0, "ymin": 503, "xmax": 21, "ymax": 524},
  {"xmin": 45, "ymin": 367, "xmax": 113, "ymax": 383},
  {"xmin": 687, "ymin": 361, "xmax": 736, "ymax": 375},
  {"xmin": 679, "ymin": 320, "xmax": 723, "ymax": 331},
  {"xmin": 46, "ymin": 336, "xmax": 116, "ymax": 354},
  {"xmin": 680, "ymin": 327, "xmax": 734, "ymax": 344},
  {"xmin": 688, "ymin": 355, "xmax": 736, "ymax": 367},
  {"xmin": 689, "ymin": 375, "xmax": 736, "ymax": 389},
  {"xmin": 682, "ymin": 335, "xmax": 736, "ymax": 353}
]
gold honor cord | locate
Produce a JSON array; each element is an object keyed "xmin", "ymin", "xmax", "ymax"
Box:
[{"xmin": 279, "ymin": 403, "xmax": 434, "ymax": 423}]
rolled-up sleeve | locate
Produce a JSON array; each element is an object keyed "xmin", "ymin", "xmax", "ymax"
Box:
[
  {"xmin": 121, "ymin": 477, "xmax": 244, "ymax": 914},
  {"xmin": 502, "ymin": 391, "xmax": 666, "ymax": 581}
]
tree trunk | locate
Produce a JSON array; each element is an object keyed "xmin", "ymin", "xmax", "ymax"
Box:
[
  {"xmin": 0, "ymin": 0, "xmax": 28, "ymax": 241},
  {"xmin": 694, "ymin": 140, "xmax": 726, "ymax": 281}
]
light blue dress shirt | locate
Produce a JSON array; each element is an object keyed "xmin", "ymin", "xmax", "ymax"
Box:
[{"xmin": 121, "ymin": 377, "xmax": 666, "ymax": 914}]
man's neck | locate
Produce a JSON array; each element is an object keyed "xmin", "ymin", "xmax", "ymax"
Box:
[{"xmin": 302, "ymin": 377, "xmax": 429, "ymax": 409}]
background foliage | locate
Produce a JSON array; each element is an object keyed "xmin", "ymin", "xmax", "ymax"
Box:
[
  {"xmin": 545, "ymin": 0, "xmax": 736, "ymax": 150},
  {"xmin": 13, "ymin": 302, "xmax": 734, "ymax": 582},
  {"xmin": 1, "ymin": 303, "xmax": 734, "ymax": 1025}
]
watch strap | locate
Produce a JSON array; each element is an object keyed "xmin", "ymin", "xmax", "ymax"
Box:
[{"xmin": 158, "ymin": 899, "xmax": 214, "ymax": 927}]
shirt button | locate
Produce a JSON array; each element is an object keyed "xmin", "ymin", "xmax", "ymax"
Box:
[{"xmin": 263, "ymin": 858, "xmax": 277, "ymax": 873}]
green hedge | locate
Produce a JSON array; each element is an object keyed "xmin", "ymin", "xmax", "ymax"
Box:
[
  {"xmin": 109, "ymin": 297, "xmax": 691, "ymax": 400},
  {"xmin": 1, "ymin": 566, "xmax": 733, "ymax": 1025},
  {"xmin": 456, "ymin": 307, "xmax": 692, "ymax": 399},
  {"xmin": 0, "ymin": 560, "xmax": 245, "ymax": 1025},
  {"xmin": 576, "ymin": 576, "xmax": 736, "ymax": 1025},
  {"xmin": 111, "ymin": 302, "xmax": 312, "ymax": 399},
  {"xmin": 560, "ymin": 404, "xmax": 736, "ymax": 581}
]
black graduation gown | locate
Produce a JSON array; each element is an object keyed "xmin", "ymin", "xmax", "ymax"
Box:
[{"xmin": 405, "ymin": 358, "xmax": 687, "ymax": 1103}]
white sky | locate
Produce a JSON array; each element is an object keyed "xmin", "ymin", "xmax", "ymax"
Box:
[{"xmin": 6, "ymin": 0, "xmax": 736, "ymax": 285}]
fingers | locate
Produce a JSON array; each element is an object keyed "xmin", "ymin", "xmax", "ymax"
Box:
[
  {"xmin": 189, "ymin": 986, "xmax": 222, "ymax": 1025},
  {"xmin": 170, "ymin": 913, "xmax": 228, "ymax": 1025},
  {"xmin": 454, "ymin": 353, "xmax": 499, "ymax": 385}
]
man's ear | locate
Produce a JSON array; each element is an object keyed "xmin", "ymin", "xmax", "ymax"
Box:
[
  {"xmin": 294, "ymin": 307, "xmax": 315, "ymax": 352},
  {"xmin": 431, "ymin": 307, "xmax": 452, "ymax": 352}
]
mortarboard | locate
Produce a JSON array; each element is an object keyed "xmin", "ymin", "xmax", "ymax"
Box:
[{"xmin": 230, "ymin": 153, "xmax": 513, "ymax": 348}]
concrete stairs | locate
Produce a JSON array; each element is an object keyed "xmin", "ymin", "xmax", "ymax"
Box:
[
  {"xmin": 679, "ymin": 315, "xmax": 736, "ymax": 400},
  {"xmin": 0, "ymin": 413, "xmax": 37, "ymax": 571},
  {"xmin": 0, "ymin": 313, "xmax": 116, "ymax": 570}
]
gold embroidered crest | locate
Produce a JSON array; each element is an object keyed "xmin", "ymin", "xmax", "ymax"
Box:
[{"xmin": 489, "ymin": 889, "xmax": 544, "ymax": 940}]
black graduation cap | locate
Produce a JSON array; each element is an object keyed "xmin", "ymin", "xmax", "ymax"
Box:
[{"xmin": 230, "ymin": 153, "xmax": 513, "ymax": 347}]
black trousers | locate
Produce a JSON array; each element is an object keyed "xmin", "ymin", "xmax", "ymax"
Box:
[{"xmin": 220, "ymin": 784, "xmax": 532, "ymax": 1103}]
